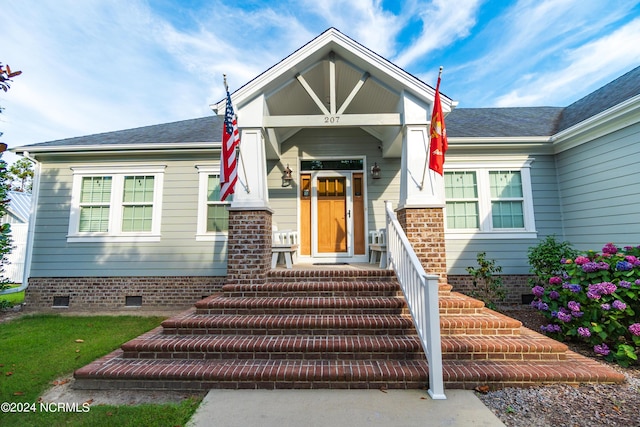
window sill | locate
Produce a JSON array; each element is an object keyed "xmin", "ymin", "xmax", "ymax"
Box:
[
  {"xmin": 67, "ymin": 234, "xmax": 161, "ymax": 243},
  {"xmin": 445, "ymin": 230, "xmax": 538, "ymax": 240}
]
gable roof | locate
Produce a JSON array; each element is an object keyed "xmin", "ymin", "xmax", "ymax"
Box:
[
  {"xmin": 18, "ymin": 116, "xmax": 221, "ymax": 150},
  {"xmin": 214, "ymin": 27, "xmax": 453, "ymax": 114},
  {"xmin": 556, "ymin": 65, "xmax": 640, "ymax": 132},
  {"xmin": 446, "ymin": 107, "xmax": 564, "ymax": 138},
  {"xmin": 10, "ymin": 31, "xmax": 639, "ymax": 153}
]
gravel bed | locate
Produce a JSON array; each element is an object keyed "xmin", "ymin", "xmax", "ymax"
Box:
[{"xmin": 477, "ymin": 307, "xmax": 640, "ymax": 427}]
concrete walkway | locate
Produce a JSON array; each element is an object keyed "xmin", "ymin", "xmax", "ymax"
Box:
[{"xmin": 187, "ymin": 389, "xmax": 505, "ymax": 427}]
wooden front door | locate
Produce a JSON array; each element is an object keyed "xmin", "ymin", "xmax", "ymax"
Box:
[
  {"xmin": 299, "ymin": 168, "xmax": 366, "ymax": 260},
  {"xmin": 317, "ymin": 176, "xmax": 347, "ymax": 253}
]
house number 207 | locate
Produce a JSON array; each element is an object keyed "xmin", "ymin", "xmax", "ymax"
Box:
[{"xmin": 324, "ymin": 116, "xmax": 340, "ymax": 123}]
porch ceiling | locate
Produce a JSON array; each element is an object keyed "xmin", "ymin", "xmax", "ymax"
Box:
[
  {"xmin": 265, "ymin": 57, "xmax": 400, "ymax": 116},
  {"xmin": 261, "ymin": 52, "xmax": 404, "ymax": 159}
]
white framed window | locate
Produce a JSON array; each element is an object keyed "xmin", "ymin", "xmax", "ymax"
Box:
[
  {"xmin": 68, "ymin": 166, "xmax": 165, "ymax": 242},
  {"xmin": 196, "ymin": 165, "xmax": 231, "ymax": 241},
  {"xmin": 444, "ymin": 159, "xmax": 536, "ymax": 239}
]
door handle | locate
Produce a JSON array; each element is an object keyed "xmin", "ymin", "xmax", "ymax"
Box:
[{"xmin": 347, "ymin": 210, "xmax": 351, "ymax": 218}]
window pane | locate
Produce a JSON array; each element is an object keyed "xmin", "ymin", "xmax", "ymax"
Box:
[
  {"xmin": 122, "ymin": 205, "xmax": 153, "ymax": 232},
  {"xmin": 490, "ymin": 171, "xmax": 522, "ymax": 198},
  {"xmin": 492, "ymin": 201, "xmax": 524, "ymax": 228},
  {"xmin": 123, "ymin": 176, "xmax": 154, "ymax": 203},
  {"xmin": 446, "ymin": 201, "xmax": 479, "ymax": 229},
  {"xmin": 79, "ymin": 206, "xmax": 110, "ymax": 232},
  {"xmin": 207, "ymin": 205, "xmax": 228, "ymax": 232},
  {"xmin": 81, "ymin": 176, "xmax": 112, "ymax": 203},
  {"xmin": 207, "ymin": 175, "xmax": 221, "ymax": 201},
  {"xmin": 204, "ymin": 174, "xmax": 230, "ymax": 233},
  {"xmin": 445, "ymin": 172, "xmax": 477, "ymax": 199},
  {"xmin": 207, "ymin": 175, "xmax": 233, "ymax": 202}
]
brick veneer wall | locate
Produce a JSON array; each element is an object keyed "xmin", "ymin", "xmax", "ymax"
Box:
[
  {"xmin": 225, "ymin": 209, "xmax": 272, "ymax": 285},
  {"xmin": 447, "ymin": 274, "xmax": 534, "ymax": 306},
  {"xmin": 24, "ymin": 276, "xmax": 225, "ymax": 310},
  {"xmin": 396, "ymin": 207, "xmax": 448, "ymax": 284}
]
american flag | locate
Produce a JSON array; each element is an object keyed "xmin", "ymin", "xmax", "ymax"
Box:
[{"xmin": 220, "ymin": 90, "xmax": 240, "ymax": 201}]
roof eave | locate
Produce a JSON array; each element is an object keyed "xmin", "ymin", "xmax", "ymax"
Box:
[
  {"xmin": 11, "ymin": 142, "xmax": 221, "ymax": 156},
  {"xmin": 448, "ymin": 136, "xmax": 554, "ymax": 155},
  {"xmin": 551, "ymin": 93, "xmax": 640, "ymax": 153}
]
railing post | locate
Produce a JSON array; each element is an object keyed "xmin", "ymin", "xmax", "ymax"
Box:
[
  {"xmin": 384, "ymin": 201, "xmax": 393, "ymax": 269},
  {"xmin": 425, "ymin": 274, "xmax": 446, "ymax": 399}
]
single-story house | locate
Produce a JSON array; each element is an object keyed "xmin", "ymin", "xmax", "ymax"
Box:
[{"xmin": 12, "ymin": 28, "xmax": 640, "ymax": 310}]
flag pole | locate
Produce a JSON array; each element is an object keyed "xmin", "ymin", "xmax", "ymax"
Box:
[
  {"xmin": 421, "ymin": 66, "xmax": 444, "ymax": 191},
  {"xmin": 224, "ymin": 74, "xmax": 250, "ymax": 194}
]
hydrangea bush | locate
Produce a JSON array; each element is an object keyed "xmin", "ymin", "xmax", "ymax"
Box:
[{"xmin": 530, "ymin": 243, "xmax": 640, "ymax": 367}]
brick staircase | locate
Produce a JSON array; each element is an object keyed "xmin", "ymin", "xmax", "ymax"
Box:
[{"xmin": 73, "ymin": 268, "xmax": 625, "ymax": 391}]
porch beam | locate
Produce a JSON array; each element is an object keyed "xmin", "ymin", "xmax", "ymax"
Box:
[
  {"xmin": 263, "ymin": 113, "xmax": 401, "ymax": 127},
  {"xmin": 329, "ymin": 51, "xmax": 336, "ymax": 114},
  {"xmin": 337, "ymin": 72, "xmax": 369, "ymax": 114},
  {"xmin": 295, "ymin": 73, "xmax": 330, "ymax": 115}
]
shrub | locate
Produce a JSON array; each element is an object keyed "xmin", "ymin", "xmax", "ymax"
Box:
[
  {"xmin": 531, "ymin": 243, "xmax": 640, "ymax": 366},
  {"xmin": 527, "ymin": 235, "xmax": 578, "ymax": 287},
  {"xmin": 466, "ymin": 252, "xmax": 505, "ymax": 310}
]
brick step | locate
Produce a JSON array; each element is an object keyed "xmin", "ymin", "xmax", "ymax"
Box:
[
  {"xmin": 443, "ymin": 351, "xmax": 626, "ymax": 390},
  {"xmin": 123, "ymin": 328, "xmax": 568, "ymax": 362},
  {"xmin": 222, "ymin": 281, "xmax": 402, "ymax": 298},
  {"xmin": 161, "ymin": 311, "xmax": 417, "ymax": 336},
  {"xmin": 439, "ymin": 309, "xmax": 523, "ymax": 336},
  {"xmin": 268, "ymin": 269, "xmax": 397, "ymax": 283},
  {"xmin": 439, "ymin": 292, "xmax": 486, "ymax": 314},
  {"xmin": 74, "ymin": 351, "xmax": 430, "ymax": 391},
  {"xmin": 194, "ymin": 296, "xmax": 407, "ymax": 315},
  {"xmin": 73, "ymin": 348, "xmax": 625, "ymax": 392},
  {"xmin": 438, "ymin": 284, "xmax": 453, "ymax": 295},
  {"xmin": 121, "ymin": 330, "xmax": 425, "ymax": 361},
  {"xmin": 441, "ymin": 328, "xmax": 568, "ymax": 361}
]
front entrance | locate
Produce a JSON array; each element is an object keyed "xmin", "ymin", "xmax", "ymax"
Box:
[
  {"xmin": 316, "ymin": 176, "xmax": 348, "ymax": 253},
  {"xmin": 299, "ymin": 160, "xmax": 366, "ymax": 261}
]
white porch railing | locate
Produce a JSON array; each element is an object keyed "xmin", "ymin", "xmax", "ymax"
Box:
[{"xmin": 383, "ymin": 201, "xmax": 446, "ymax": 400}]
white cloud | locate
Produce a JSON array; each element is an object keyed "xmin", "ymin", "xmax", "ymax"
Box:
[
  {"xmin": 495, "ymin": 17, "xmax": 640, "ymax": 107},
  {"xmin": 392, "ymin": 0, "xmax": 482, "ymax": 68},
  {"xmin": 301, "ymin": 0, "xmax": 401, "ymax": 57}
]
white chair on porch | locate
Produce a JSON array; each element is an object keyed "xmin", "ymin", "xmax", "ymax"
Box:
[
  {"xmin": 271, "ymin": 230, "xmax": 299, "ymax": 269},
  {"xmin": 369, "ymin": 229, "xmax": 387, "ymax": 268}
]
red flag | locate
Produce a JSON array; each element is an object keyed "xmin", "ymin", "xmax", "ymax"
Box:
[
  {"xmin": 220, "ymin": 90, "xmax": 240, "ymax": 201},
  {"xmin": 428, "ymin": 71, "xmax": 448, "ymax": 175}
]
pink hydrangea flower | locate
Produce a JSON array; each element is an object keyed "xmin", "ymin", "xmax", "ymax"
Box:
[{"xmin": 574, "ymin": 256, "xmax": 590, "ymax": 265}]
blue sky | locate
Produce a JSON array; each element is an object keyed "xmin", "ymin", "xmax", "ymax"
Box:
[{"xmin": 2, "ymin": 0, "xmax": 640, "ymax": 161}]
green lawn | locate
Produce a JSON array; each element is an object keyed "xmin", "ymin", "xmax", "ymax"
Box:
[
  {"xmin": 0, "ymin": 288, "xmax": 24, "ymax": 306},
  {"xmin": 0, "ymin": 314, "xmax": 201, "ymax": 427}
]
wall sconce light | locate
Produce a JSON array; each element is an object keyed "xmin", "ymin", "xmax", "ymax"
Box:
[
  {"xmin": 282, "ymin": 164, "xmax": 294, "ymax": 187},
  {"xmin": 371, "ymin": 162, "xmax": 381, "ymax": 179},
  {"xmin": 283, "ymin": 164, "xmax": 293, "ymax": 180}
]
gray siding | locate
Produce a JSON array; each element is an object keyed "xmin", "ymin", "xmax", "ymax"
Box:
[
  {"xmin": 445, "ymin": 155, "xmax": 563, "ymax": 275},
  {"xmin": 555, "ymin": 122, "xmax": 640, "ymax": 249},
  {"xmin": 30, "ymin": 153, "xmax": 227, "ymax": 277}
]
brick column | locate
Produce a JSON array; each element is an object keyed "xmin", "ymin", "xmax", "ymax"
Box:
[
  {"xmin": 396, "ymin": 207, "xmax": 447, "ymax": 284},
  {"xmin": 226, "ymin": 209, "xmax": 272, "ymax": 285}
]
